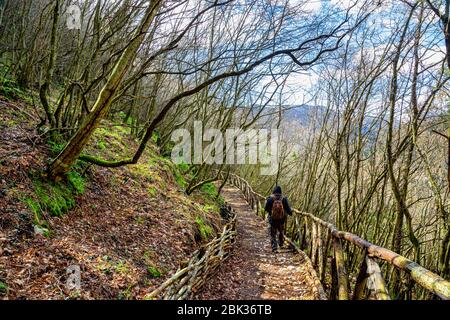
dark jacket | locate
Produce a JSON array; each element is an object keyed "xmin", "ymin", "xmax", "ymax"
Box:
[{"xmin": 264, "ymin": 186, "xmax": 292, "ymax": 222}]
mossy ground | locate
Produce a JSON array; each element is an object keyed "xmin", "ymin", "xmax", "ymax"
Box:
[{"xmin": 0, "ymin": 70, "xmax": 31, "ymax": 103}]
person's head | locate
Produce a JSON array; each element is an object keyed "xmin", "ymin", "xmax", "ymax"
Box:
[{"xmin": 273, "ymin": 185, "xmax": 282, "ymax": 195}]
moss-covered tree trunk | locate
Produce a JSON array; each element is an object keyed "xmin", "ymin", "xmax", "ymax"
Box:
[{"xmin": 47, "ymin": 0, "xmax": 163, "ymax": 180}]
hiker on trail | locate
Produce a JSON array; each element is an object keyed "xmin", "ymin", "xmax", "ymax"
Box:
[{"xmin": 264, "ymin": 186, "xmax": 292, "ymax": 252}]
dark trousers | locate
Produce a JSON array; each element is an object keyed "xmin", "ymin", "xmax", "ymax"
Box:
[{"xmin": 269, "ymin": 219, "xmax": 285, "ymax": 250}]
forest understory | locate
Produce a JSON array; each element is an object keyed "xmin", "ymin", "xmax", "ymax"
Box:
[{"xmin": 0, "ymin": 96, "xmax": 223, "ymax": 299}]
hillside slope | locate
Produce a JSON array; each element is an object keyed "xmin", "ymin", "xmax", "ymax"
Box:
[{"xmin": 0, "ymin": 97, "xmax": 223, "ymax": 299}]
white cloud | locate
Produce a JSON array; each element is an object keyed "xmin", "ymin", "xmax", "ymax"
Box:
[
  {"xmin": 302, "ymin": 0, "xmax": 322, "ymax": 13},
  {"xmin": 421, "ymin": 46, "xmax": 446, "ymax": 67},
  {"xmin": 283, "ymin": 72, "xmax": 319, "ymax": 105},
  {"xmin": 330, "ymin": 0, "xmax": 358, "ymax": 9},
  {"xmin": 287, "ymin": 0, "xmax": 322, "ymax": 14}
]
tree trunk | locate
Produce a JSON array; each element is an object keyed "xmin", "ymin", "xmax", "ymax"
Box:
[
  {"xmin": 39, "ymin": 0, "xmax": 60, "ymax": 127},
  {"xmin": 47, "ymin": 0, "xmax": 163, "ymax": 180}
]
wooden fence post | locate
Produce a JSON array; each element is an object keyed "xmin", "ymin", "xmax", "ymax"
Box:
[
  {"xmin": 333, "ymin": 237, "xmax": 349, "ymax": 300},
  {"xmin": 317, "ymin": 223, "xmax": 324, "ymax": 276},
  {"xmin": 311, "ymin": 221, "xmax": 317, "ymax": 266},
  {"xmin": 301, "ymin": 217, "xmax": 307, "ymax": 251},
  {"xmin": 294, "ymin": 216, "xmax": 301, "ymax": 243},
  {"xmin": 304, "ymin": 217, "xmax": 311, "ymax": 255},
  {"xmin": 330, "ymin": 256, "xmax": 338, "ymax": 300},
  {"xmin": 321, "ymin": 229, "xmax": 331, "ymax": 283},
  {"xmin": 353, "ymin": 253, "xmax": 369, "ymax": 300},
  {"xmin": 366, "ymin": 256, "xmax": 390, "ymax": 300}
]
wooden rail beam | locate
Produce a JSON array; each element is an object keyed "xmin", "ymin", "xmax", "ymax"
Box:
[
  {"xmin": 311, "ymin": 220, "xmax": 318, "ymax": 266},
  {"xmin": 353, "ymin": 253, "xmax": 369, "ymax": 300}
]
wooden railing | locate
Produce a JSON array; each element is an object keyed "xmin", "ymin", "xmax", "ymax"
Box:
[
  {"xmin": 224, "ymin": 172, "xmax": 450, "ymax": 300},
  {"xmin": 146, "ymin": 208, "xmax": 237, "ymax": 300}
]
